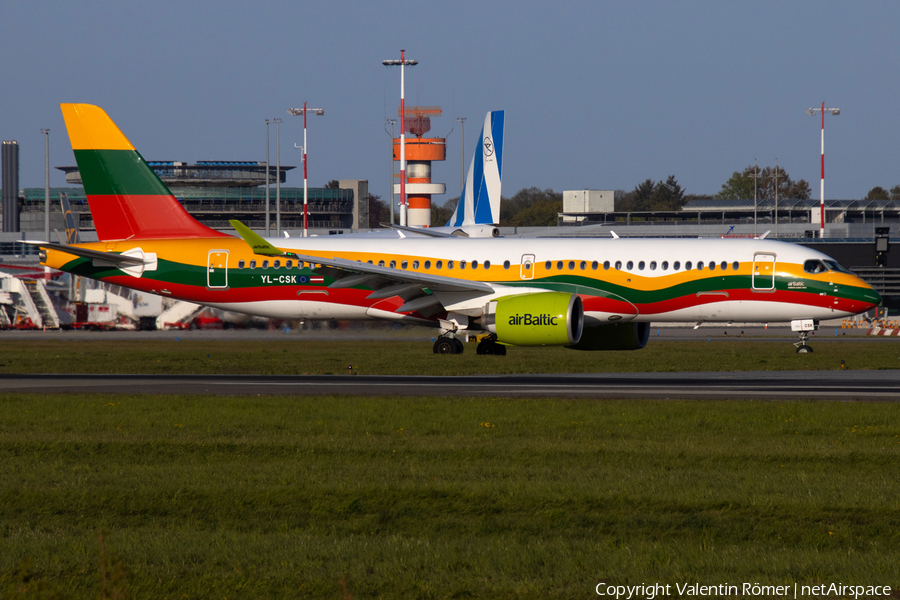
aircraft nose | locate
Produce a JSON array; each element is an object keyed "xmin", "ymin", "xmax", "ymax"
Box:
[{"xmin": 858, "ymin": 277, "xmax": 882, "ymax": 309}]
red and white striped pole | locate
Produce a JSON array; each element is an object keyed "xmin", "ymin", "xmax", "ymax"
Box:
[
  {"xmin": 808, "ymin": 102, "xmax": 840, "ymax": 239},
  {"xmin": 303, "ymin": 102, "xmax": 308, "ymax": 237},
  {"xmin": 399, "ymin": 50, "xmax": 407, "ymax": 227},
  {"xmin": 382, "ymin": 51, "xmax": 418, "ymax": 227}
]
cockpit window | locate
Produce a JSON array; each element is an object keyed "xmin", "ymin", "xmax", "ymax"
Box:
[
  {"xmin": 823, "ymin": 260, "xmax": 854, "ymax": 275},
  {"xmin": 803, "ymin": 259, "xmax": 828, "ymax": 274}
]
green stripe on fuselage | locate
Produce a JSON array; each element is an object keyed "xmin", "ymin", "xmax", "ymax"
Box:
[{"xmin": 73, "ymin": 149, "xmax": 171, "ymax": 197}]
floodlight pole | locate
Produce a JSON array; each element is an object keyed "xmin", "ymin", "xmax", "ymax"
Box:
[
  {"xmin": 456, "ymin": 117, "xmax": 466, "ymax": 194},
  {"xmin": 274, "ymin": 118, "xmax": 283, "ymax": 237},
  {"xmin": 807, "ymin": 102, "xmax": 840, "ymax": 238},
  {"xmin": 41, "ymin": 128, "xmax": 50, "ymax": 279},
  {"xmin": 774, "ymin": 157, "xmax": 779, "ymax": 238},
  {"xmin": 265, "ymin": 119, "xmax": 271, "ymax": 236},
  {"xmin": 384, "ymin": 119, "xmax": 397, "ymax": 225},
  {"xmin": 753, "ymin": 158, "xmax": 758, "ymax": 237},
  {"xmin": 288, "ymin": 103, "xmax": 325, "ymax": 238},
  {"xmin": 383, "ymin": 50, "xmax": 418, "ymax": 226}
]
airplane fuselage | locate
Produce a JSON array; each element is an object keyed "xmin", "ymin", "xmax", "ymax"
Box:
[{"xmin": 44, "ymin": 235, "xmax": 881, "ymax": 327}]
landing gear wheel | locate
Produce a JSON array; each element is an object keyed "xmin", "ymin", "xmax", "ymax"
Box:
[
  {"xmin": 477, "ymin": 340, "xmax": 507, "ymax": 356},
  {"xmin": 434, "ymin": 337, "xmax": 464, "ymax": 355},
  {"xmin": 793, "ymin": 330, "xmax": 814, "ymax": 354}
]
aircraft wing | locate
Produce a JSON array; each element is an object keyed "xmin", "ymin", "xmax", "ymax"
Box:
[
  {"xmin": 290, "ymin": 252, "xmax": 494, "ymax": 294},
  {"xmin": 230, "ymin": 219, "xmax": 494, "ymax": 296}
]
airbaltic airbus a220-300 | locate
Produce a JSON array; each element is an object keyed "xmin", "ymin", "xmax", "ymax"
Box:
[{"xmin": 33, "ymin": 104, "xmax": 881, "ymax": 355}]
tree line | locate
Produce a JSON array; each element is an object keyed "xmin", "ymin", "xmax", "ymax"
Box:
[{"xmin": 362, "ymin": 164, "xmax": 900, "ymax": 228}]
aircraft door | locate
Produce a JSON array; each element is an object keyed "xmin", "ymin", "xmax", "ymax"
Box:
[
  {"xmin": 752, "ymin": 253, "xmax": 775, "ymax": 291},
  {"xmin": 207, "ymin": 250, "xmax": 229, "ymax": 289},
  {"xmin": 520, "ymin": 254, "xmax": 535, "ymax": 280}
]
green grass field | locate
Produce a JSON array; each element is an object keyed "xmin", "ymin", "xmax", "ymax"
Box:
[
  {"xmin": 1, "ymin": 338, "xmax": 899, "ymax": 375},
  {"xmin": 2, "ymin": 393, "xmax": 899, "ymax": 598}
]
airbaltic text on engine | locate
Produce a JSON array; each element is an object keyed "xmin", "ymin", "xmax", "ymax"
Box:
[{"xmin": 508, "ymin": 313, "xmax": 558, "ymax": 326}]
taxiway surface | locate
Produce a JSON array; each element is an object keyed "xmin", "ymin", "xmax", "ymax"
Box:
[{"xmin": 2, "ymin": 371, "xmax": 898, "ymax": 401}]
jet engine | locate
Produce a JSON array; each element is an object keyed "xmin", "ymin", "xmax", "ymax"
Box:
[
  {"xmin": 567, "ymin": 321, "xmax": 650, "ymax": 351},
  {"xmin": 484, "ymin": 292, "xmax": 583, "ymax": 346}
]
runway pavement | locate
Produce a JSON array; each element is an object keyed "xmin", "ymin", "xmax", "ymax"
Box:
[{"xmin": 2, "ymin": 370, "xmax": 898, "ymax": 401}]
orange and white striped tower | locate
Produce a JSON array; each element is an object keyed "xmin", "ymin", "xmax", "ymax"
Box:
[{"xmin": 393, "ymin": 106, "xmax": 446, "ymax": 227}]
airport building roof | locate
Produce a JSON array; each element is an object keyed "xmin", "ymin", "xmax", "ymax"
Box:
[{"xmin": 57, "ymin": 161, "xmax": 295, "ymax": 188}]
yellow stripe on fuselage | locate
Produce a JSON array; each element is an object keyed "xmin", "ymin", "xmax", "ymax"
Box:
[
  {"xmin": 49, "ymin": 238, "xmax": 866, "ymax": 294},
  {"xmin": 60, "ymin": 104, "xmax": 135, "ymax": 151}
]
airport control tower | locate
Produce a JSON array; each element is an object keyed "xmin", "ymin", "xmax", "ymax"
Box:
[{"xmin": 394, "ymin": 106, "xmax": 445, "ymax": 227}]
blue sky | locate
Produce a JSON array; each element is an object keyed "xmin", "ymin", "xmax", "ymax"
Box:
[{"xmin": 2, "ymin": 0, "xmax": 897, "ymax": 203}]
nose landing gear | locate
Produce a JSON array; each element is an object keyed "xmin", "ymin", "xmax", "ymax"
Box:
[{"xmin": 791, "ymin": 319, "xmax": 817, "ymax": 354}]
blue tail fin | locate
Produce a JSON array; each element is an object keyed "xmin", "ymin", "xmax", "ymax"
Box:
[{"xmin": 447, "ymin": 111, "xmax": 504, "ymax": 227}]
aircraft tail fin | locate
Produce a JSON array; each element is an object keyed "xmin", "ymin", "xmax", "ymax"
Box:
[
  {"xmin": 447, "ymin": 110, "xmax": 504, "ymax": 227},
  {"xmin": 60, "ymin": 104, "xmax": 228, "ymax": 241}
]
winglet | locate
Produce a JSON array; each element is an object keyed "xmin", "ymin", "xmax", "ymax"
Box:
[{"xmin": 230, "ymin": 220, "xmax": 293, "ymax": 256}]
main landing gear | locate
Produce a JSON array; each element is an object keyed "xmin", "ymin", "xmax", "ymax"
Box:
[
  {"xmin": 433, "ymin": 336, "xmax": 465, "ymax": 354},
  {"xmin": 476, "ymin": 336, "xmax": 507, "ymax": 356}
]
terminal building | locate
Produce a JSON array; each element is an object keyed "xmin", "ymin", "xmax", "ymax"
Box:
[{"xmin": 6, "ymin": 160, "xmax": 369, "ymax": 235}]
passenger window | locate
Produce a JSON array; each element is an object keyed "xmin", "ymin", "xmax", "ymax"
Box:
[
  {"xmin": 661, "ymin": 261, "xmax": 668, "ymax": 271},
  {"xmin": 424, "ymin": 260, "xmax": 431, "ymax": 269},
  {"xmin": 389, "ymin": 260, "xmax": 396, "ymax": 268},
  {"xmin": 436, "ymin": 260, "xmax": 443, "ymax": 269},
  {"xmin": 448, "ymin": 260, "xmax": 454, "ymax": 269},
  {"xmin": 638, "ymin": 261, "xmax": 645, "ymax": 270},
  {"xmin": 697, "ymin": 262, "xmax": 704, "ymax": 270},
  {"xmin": 649, "ymin": 261, "xmax": 657, "ymax": 271},
  {"xmin": 615, "ymin": 261, "xmax": 622, "ymax": 270},
  {"xmin": 720, "ymin": 261, "xmax": 728, "ymax": 270},
  {"xmin": 556, "ymin": 261, "xmax": 563, "ymax": 270},
  {"xmin": 672, "ymin": 261, "xmax": 679, "ymax": 270},
  {"xmin": 460, "ymin": 261, "xmax": 467, "ymax": 270},
  {"xmin": 592, "ymin": 261, "xmax": 599, "ymax": 270},
  {"xmin": 401, "ymin": 260, "xmax": 408, "ymax": 269},
  {"xmin": 732, "ymin": 261, "xmax": 739, "ymax": 270},
  {"xmin": 249, "ymin": 260, "xmax": 257, "ymax": 269},
  {"xmin": 484, "ymin": 260, "xmax": 491, "ymax": 269},
  {"xmin": 262, "ymin": 260, "xmax": 269, "ymax": 269},
  {"xmin": 580, "ymin": 261, "xmax": 586, "ymax": 270},
  {"xmin": 709, "ymin": 262, "xmax": 716, "ymax": 271},
  {"xmin": 378, "ymin": 260, "xmax": 385, "ymax": 267},
  {"xmin": 604, "ymin": 261, "xmax": 610, "ymax": 270},
  {"xmin": 413, "ymin": 260, "xmax": 419, "ymax": 269},
  {"xmin": 626, "ymin": 261, "xmax": 634, "ymax": 270},
  {"xmin": 685, "ymin": 261, "xmax": 692, "ymax": 270},
  {"xmin": 545, "ymin": 260, "xmax": 552, "ymax": 270},
  {"xmin": 471, "ymin": 261, "xmax": 478, "ymax": 269},
  {"xmin": 238, "ymin": 259, "xmax": 245, "ymax": 269},
  {"xmin": 274, "ymin": 260, "xmax": 281, "ymax": 269},
  {"xmin": 568, "ymin": 261, "xmax": 575, "ymax": 270},
  {"xmin": 286, "ymin": 260, "xmax": 293, "ymax": 269},
  {"xmin": 503, "ymin": 260, "xmax": 510, "ymax": 269}
]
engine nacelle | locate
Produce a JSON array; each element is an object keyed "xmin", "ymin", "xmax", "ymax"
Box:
[
  {"xmin": 567, "ymin": 322, "xmax": 650, "ymax": 351},
  {"xmin": 485, "ymin": 292, "xmax": 583, "ymax": 346}
]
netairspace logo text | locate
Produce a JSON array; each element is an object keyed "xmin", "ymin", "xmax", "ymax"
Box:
[{"xmin": 594, "ymin": 582, "xmax": 893, "ymax": 599}]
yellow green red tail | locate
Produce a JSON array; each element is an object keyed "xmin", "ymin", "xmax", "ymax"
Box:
[{"xmin": 60, "ymin": 104, "xmax": 228, "ymax": 241}]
